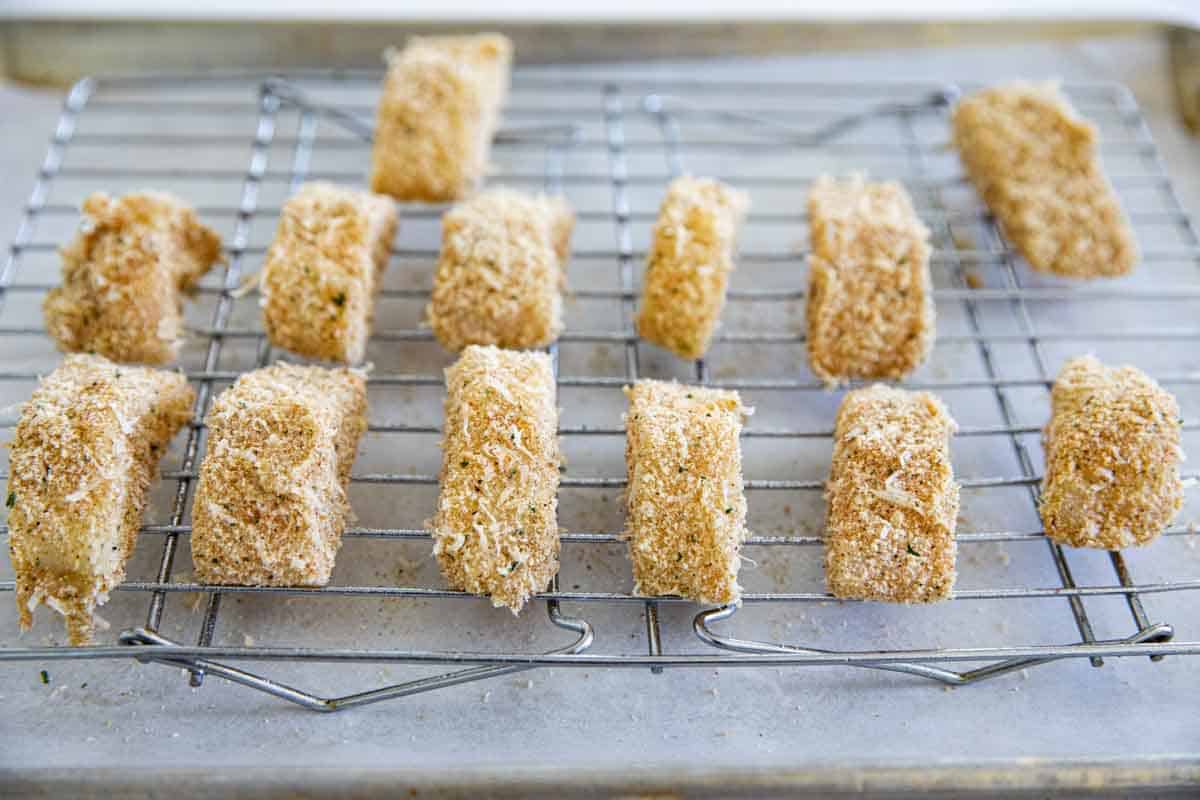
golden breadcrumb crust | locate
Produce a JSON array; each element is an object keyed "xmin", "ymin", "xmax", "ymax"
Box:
[
  {"xmin": 44, "ymin": 192, "xmax": 224, "ymax": 364},
  {"xmin": 429, "ymin": 346, "xmax": 560, "ymax": 613},
  {"xmin": 1041, "ymin": 355, "xmax": 1184, "ymax": 549},
  {"xmin": 7, "ymin": 354, "xmax": 194, "ymax": 644},
  {"xmin": 635, "ymin": 176, "xmax": 749, "ymax": 360},
  {"xmin": 952, "ymin": 82, "xmax": 1137, "ymax": 279},
  {"xmin": 190, "ymin": 363, "xmax": 367, "ymax": 586},
  {"xmin": 369, "ymin": 34, "xmax": 512, "ymax": 201},
  {"xmin": 824, "ymin": 384, "xmax": 959, "ymax": 603},
  {"xmin": 427, "ymin": 188, "xmax": 574, "ymax": 352},
  {"xmin": 624, "ymin": 380, "xmax": 748, "ymax": 604},
  {"xmin": 261, "ymin": 182, "xmax": 398, "ymax": 364},
  {"xmin": 806, "ymin": 175, "xmax": 934, "ymax": 385}
]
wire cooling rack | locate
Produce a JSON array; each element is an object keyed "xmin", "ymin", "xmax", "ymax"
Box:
[{"xmin": 2, "ymin": 71, "xmax": 1200, "ymax": 712}]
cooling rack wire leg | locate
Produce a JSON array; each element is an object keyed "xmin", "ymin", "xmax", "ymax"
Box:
[
  {"xmin": 117, "ymin": 579, "xmax": 594, "ymax": 713},
  {"xmin": 692, "ymin": 605, "xmax": 1175, "ymax": 687}
]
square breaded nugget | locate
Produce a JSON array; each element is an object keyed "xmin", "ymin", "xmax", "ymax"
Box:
[
  {"xmin": 260, "ymin": 182, "xmax": 397, "ymax": 364},
  {"xmin": 624, "ymin": 380, "xmax": 749, "ymax": 604},
  {"xmin": 952, "ymin": 82, "xmax": 1137, "ymax": 279},
  {"xmin": 370, "ymin": 34, "xmax": 512, "ymax": 202},
  {"xmin": 824, "ymin": 384, "xmax": 959, "ymax": 603},
  {"xmin": 1041, "ymin": 356, "xmax": 1184, "ymax": 549},
  {"xmin": 428, "ymin": 189, "xmax": 574, "ymax": 352},
  {"xmin": 44, "ymin": 192, "xmax": 224, "ymax": 365},
  {"xmin": 191, "ymin": 363, "xmax": 367, "ymax": 586},
  {"xmin": 635, "ymin": 177, "xmax": 749, "ymax": 360},
  {"xmin": 7, "ymin": 354, "xmax": 194, "ymax": 644},
  {"xmin": 806, "ymin": 175, "xmax": 934, "ymax": 385},
  {"xmin": 429, "ymin": 346, "xmax": 560, "ymax": 613}
]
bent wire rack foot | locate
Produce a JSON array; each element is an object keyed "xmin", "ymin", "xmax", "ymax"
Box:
[{"xmin": 1, "ymin": 71, "xmax": 1199, "ymax": 712}]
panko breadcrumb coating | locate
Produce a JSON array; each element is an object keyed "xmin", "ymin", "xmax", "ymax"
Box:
[
  {"xmin": 44, "ymin": 192, "xmax": 224, "ymax": 364},
  {"xmin": 7, "ymin": 354, "xmax": 194, "ymax": 644},
  {"xmin": 190, "ymin": 363, "xmax": 367, "ymax": 586},
  {"xmin": 635, "ymin": 176, "xmax": 749, "ymax": 360},
  {"xmin": 806, "ymin": 175, "xmax": 934, "ymax": 385},
  {"xmin": 427, "ymin": 188, "xmax": 574, "ymax": 352},
  {"xmin": 952, "ymin": 82, "xmax": 1137, "ymax": 279},
  {"xmin": 260, "ymin": 182, "xmax": 397, "ymax": 364},
  {"xmin": 1041, "ymin": 356, "xmax": 1184, "ymax": 549},
  {"xmin": 370, "ymin": 34, "xmax": 512, "ymax": 202},
  {"xmin": 624, "ymin": 380, "xmax": 749, "ymax": 604},
  {"xmin": 429, "ymin": 346, "xmax": 560, "ymax": 613},
  {"xmin": 824, "ymin": 384, "xmax": 959, "ymax": 603}
]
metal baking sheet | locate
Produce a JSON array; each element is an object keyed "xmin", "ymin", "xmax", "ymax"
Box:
[{"xmin": 0, "ymin": 40, "xmax": 1198, "ymax": 791}]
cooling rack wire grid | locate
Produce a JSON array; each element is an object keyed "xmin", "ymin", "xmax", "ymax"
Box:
[{"xmin": 1, "ymin": 71, "xmax": 1199, "ymax": 711}]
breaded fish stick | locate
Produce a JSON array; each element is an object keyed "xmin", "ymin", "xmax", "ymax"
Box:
[
  {"xmin": 370, "ymin": 34, "xmax": 512, "ymax": 201},
  {"xmin": 806, "ymin": 175, "xmax": 934, "ymax": 384},
  {"xmin": 952, "ymin": 82, "xmax": 1137, "ymax": 279},
  {"xmin": 191, "ymin": 363, "xmax": 367, "ymax": 586},
  {"xmin": 428, "ymin": 189, "xmax": 574, "ymax": 352},
  {"xmin": 429, "ymin": 345, "xmax": 560, "ymax": 613},
  {"xmin": 635, "ymin": 176, "xmax": 749, "ymax": 360},
  {"xmin": 8, "ymin": 354, "xmax": 194, "ymax": 644},
  {"xmin": 260, "ymin": 182, "xmax": 397, "ymax": 364},
  {"xmin": 44, "ymin": 192, "xmax": 224, "ymax": 364},
  {"xmin": 824, "ymin": 384, "xmax": 959, "ymax": 603},
  {"xmin": 1041, "ymin": 356, "xmax": 1184, "ymax": 549},
  {"xmin": 624, "ymin": 380, "xmax": 748, "ymax": 604}
]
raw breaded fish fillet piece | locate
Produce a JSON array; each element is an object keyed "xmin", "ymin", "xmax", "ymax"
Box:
[
  {"xmin": 635, "ymin": 176, "xmax": 748, "ymax": 360},
  {"xmin": 824, "ymin": 384, "xmax": 959, "ymax": 603},
  {"xmin": 370, "ymin": 34, "xmax": 512, "ymax": 201},
  {"xmin": 8, "ymin": 354, "xmax": 194, "ymax": 644},
  {"xmin": 44, "ymin": 191, "xmax": 224, "ymax": 364},
  {"xmin": 260, "ymin": 182, "xmax": 397, "ymax": 364},
  {"xmin": 624, "ymin": 379, "xmax": 749, "ymax": 604},
  {"xmin": 191, "ymin": 363, "xmax": 367, "ymax": 586},
  {"xmin": 428, "ymin": 188, "xmax": 574, "ymax": 352},
  {"xmin": 429, "ymin": 345, "xmax": 560, "ymax": 613},
  {"xmin": 806, "ymin": 175, "xmax": 933, "ymax": 384},
  {"xmin": 952, "ymin": 82, "xmax": 1137, "ymax": 279},
  {"xmin": 1041, "ymin": 355, "xmax": 1184, "ymax": 549}
]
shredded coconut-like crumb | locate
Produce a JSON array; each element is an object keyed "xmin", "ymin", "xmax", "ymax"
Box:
[
  {"xmin": 952, "ymin": 82, "xmax": 1137, "ymax": 279},
  {"xmin": 7, "ymin": 354, "xmax": 194, "ymax": 644},
  {"xmin": 635, "ymin": 176, "xmax": 748, "ymax": 359},
  {"xmin": 369, "ymin": 34, "xmax": 512, "ymax": 201},
  {"xmin": 824, "ymin": 384, "xmax": 959, "ymax": 603},
  {"xmin": 429, "ymin": 345, "xmax": 560, "ymax": 613},
  {"xmin": 427, "ymin": 189, "xmax": 574, "ymax": 352},
  {"xmin": 1041, "ymin": 355, "xmax": 1183, "ymax": 549},
  {"xmin": 806, "ymin": 174, "xmax": 934, "ymax": 384},
  {"xmin": 190, "ymin": 363, "xmax": 367, "ymax": 586},
  {"xmin": 44, "ymin": 192, "xmax": 224, "ymax": 364},
  {"xmin": 624, "ymin": 380, "xmax": 748, "ymax": 604},
  {"xmin": 260, "ymin": 182, "xmax": 397, "ymax": 364}
]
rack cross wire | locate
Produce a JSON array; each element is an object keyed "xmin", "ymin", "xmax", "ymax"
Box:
[{"xmin": 1, "ymin": 71, "xmax": 1199, "ymax": 712}]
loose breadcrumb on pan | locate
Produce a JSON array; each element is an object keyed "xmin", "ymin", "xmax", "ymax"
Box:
[
  {"xmin": 190, "ymin": 363, "xmax": 367, "ymax": 586},
  {"xmin": 952, "ymin": 82, "xmax": 1137, "ymax": 279},
  {"xmin": 635, "ymin": 176, "xmax": 749, "ymax": 360},
  {"xmin": 44, "ymin": 191, "xmax": 224, "ymax": 365},
  {"xmin": 824, "ymin": 384, "xmax": 959, "ymax": 603},
  {"xmin": 369, "ymin": 34, "xmax": 512, "ymax": 202},
  {"xmin": 260, "ymin": 182, "xmax": 397, "ymax": 364},
  {"xmin": 429, "ymin": 345, "xmax": 560, "ymax": 613},
  {"xmin": 427, "ymin": 188, "xmax": 574, "ymax": 352},
  {"xmin": 624, "ymin": 380, "xmax": 749, "ymax": 604},
  {"xmin": 7, "ymin": 354, "xmax": 194, "ymax": 644},
  {"xmin": 806, "ymin": 174, "xmax": 934, "ymax": 385},
  {"xmin": 1041, "ymin": 355, "xmax": 1184, "ymax": 549}
]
